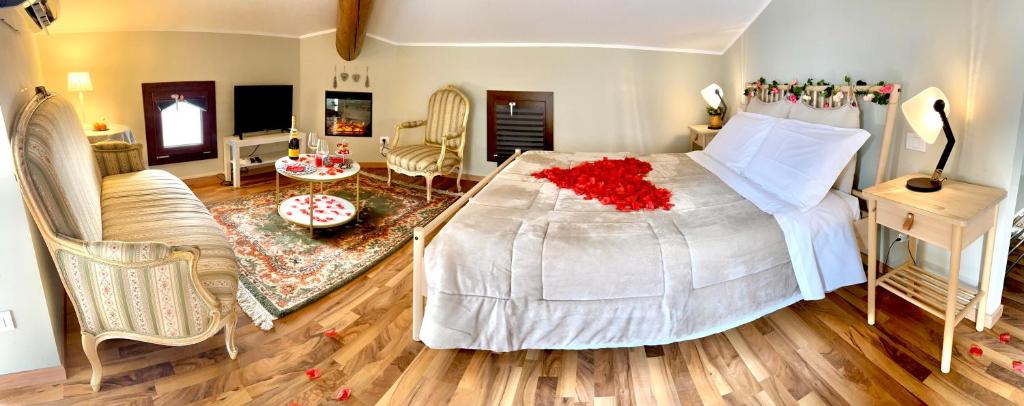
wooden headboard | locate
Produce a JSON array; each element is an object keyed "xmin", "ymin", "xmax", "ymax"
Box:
[{"xmin": 743, "ymin": 83, "xmax": 903, "ymax": 188}]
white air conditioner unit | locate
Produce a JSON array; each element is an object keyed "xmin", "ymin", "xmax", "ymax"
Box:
[{"xmin": 0, "ymin": 0, "xmax": 59, "ymax": 32}]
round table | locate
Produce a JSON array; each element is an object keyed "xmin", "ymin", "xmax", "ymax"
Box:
[
  {"xmin": 83, "ymin": 123, "xmax": 135, "ymax": 144},
  {"xmin": 275, "ymin": 154, "xmax": 361, "ymax": 236}
]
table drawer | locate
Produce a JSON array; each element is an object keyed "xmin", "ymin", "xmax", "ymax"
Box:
[{"xmin": 876, "ymin": 199, "xmax": 952, "ymax": 249}]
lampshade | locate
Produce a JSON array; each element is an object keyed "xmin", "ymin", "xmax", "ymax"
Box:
[
  {"xmin": 67, "ymin": 72, "xmax": 93, "ymax": 92},
  {"xmin": 701, "ymin": 83, "xmax": 724, "ymax": 108},
  {"xmin": 901, "ymin": 87, "xmax": 949, "ymax": 144}
]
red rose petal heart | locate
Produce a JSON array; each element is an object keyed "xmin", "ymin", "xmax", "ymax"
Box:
[
  {"xmin": 1013, "ymin": 360, "xmax": 1024, "ymax": 373},
  {"xmin": 334, "ymin": 387, "xmax": 352, "ymax": 401},
  {"xmin": 999, "ymin": 333, "xmax": 1011, "ymax": 343},
  {"xmin": 305, "ymin": 368, "xmax": 322, "ymax": 380},
  {"xmin": 969, "ymin": 344, "xmax": 983, "ymax": 357},
  {"xmin": 533, "ymin": 157, "xmax": 672, "ymax": 212},
  {"xmin": 324, "ymin": 328, "xmax": 338, "ymax": 338}
]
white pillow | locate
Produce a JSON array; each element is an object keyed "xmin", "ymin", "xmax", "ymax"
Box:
[
  {"xmin": 788, "ymin": 102, "xmax": 862, "ymax": 193},
  {"xmin": 744, "ymin": 97, "xmax": 792, "ymax": 118},
  {"xmin": 788, "ymin": 102, "xmax": 861, "ymax": 128},
  {"xmin": 742, "ymin": 119, "xmax": 870, "ymax": 210},
  {"xmin": 703, "ymin": 112, "xmax": 780, "ymax": 173}
]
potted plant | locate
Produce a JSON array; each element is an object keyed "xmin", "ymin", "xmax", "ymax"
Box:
[{"xmin": 707, "ymin": 106, "xmax": 724, "ymax": 129}]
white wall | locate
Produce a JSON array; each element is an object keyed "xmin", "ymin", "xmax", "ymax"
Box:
[
  {"xmin": 724, "ymin": 0, "xmax": 1024, "ymax": 314},
  {"xmin": 0, "ymin": 9, "xmax": 65, "ymax": 376},
  {"xmin": 299, "ymin": 35, "xmax": 724, "ymax": 176},
  {"xmin": 36, "ymin": 31, "xmax": 301, "ymax": 179}
]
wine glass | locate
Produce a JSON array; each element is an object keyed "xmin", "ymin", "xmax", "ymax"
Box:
[{"xmin": 307, "ymin": 132, "xmax": 321, "ymax": 155}]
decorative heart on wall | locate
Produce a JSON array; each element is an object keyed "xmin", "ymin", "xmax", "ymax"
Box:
[{"xmin": 533, "ymin": 157, "xmax": 673, "ymax": 212}]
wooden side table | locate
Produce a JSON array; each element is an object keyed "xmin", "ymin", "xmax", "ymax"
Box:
[
  {"xmin": 688, "ymin": 124, "xmax": 720, "ymax": 151},
  {"xmin": 863, "ymin": 174, "xmax": 1005, "ymax": 373}
]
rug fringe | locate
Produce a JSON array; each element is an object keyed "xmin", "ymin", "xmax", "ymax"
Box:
[{"xmin": 237, "ymin": 286, "xmax": 276, "ymax": 330}]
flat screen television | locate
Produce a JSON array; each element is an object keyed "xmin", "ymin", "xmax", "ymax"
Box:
[{"xmin": 234, "ymin": 85, "xmax": 293, "ymax": 136}]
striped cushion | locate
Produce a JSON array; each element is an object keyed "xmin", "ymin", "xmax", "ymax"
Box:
[
  {"xmin": 387, "ymin": 144, "xmax": 460, "ymax": 173},
  {"xmin": 55, "ymin": 244, "xmax": 213, "ymax": 338},
  {"xmin": 101, "ymin": 170, "xmax": 239, "ymax": 312},
  {"xmin": 93, "ymin": 141, "xmax": 146, "ymax": 177},
  {"xmin": 424, "ymin": 88, "xmax": 469, "ymax": 149},
  {"xmin": 14, "ymin": 94, "xmax": 103, "ymax": 240}
]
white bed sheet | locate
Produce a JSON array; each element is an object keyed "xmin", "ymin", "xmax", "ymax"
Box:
[{"xmin": 689, "ymin": 151, "xmax": 866, "ymax": 299}]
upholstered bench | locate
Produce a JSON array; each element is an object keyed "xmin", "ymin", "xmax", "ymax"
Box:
[{"xmin": 10, "ymin": 88, "xmax": 240, "ymax": 392}]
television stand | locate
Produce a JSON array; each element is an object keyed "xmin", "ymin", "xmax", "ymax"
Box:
[{"xmin": 222, "ymin": 132, "xmax": 303, "ymax": 187}]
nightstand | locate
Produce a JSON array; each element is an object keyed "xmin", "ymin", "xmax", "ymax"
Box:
[
  {"xmin": 688, "ymin": 124, "xmax": 720, "ymax": 151},
  {"xmin": 863, "ymin": 174, "xmax": 1006, "ymax": 373}
]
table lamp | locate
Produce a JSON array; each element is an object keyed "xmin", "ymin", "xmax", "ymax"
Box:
[
  {"xmin": 701, "ymin": 83, "xmax": 727, "ymax": 129},
  {"xmin": 67, "ymin": 72, "xmax": 93, "ymax": 123},
  {"xmin": 901, "ymin": 87, "xmax": 954, "ymax": 192}
]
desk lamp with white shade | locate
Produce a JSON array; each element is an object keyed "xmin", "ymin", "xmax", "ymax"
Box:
[
  {"xmin": 901, "ymin": 87, "xmax": 955, "ymax": 192},
  {"xmin": 700, "ymin": 83, "xmax": 727, "ymax": 129}
]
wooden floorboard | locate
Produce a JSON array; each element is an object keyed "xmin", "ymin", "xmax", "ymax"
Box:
[{"xmin": 4, "ymin": 168, "xmax": 1024, "ymax": 405}]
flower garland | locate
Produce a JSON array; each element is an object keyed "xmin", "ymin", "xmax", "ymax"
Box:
[
  {"xmin": 532, "ymin": 157, "xmax": 674, "ymax": 212},
  {"xmin": 743, "ymin": 75, "xmax": 895, "ymax": 107}
]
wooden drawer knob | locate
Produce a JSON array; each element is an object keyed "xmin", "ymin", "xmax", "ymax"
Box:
[{"xmin": 902, "ymin": 212, "xmax": 914, "ymax": 230}]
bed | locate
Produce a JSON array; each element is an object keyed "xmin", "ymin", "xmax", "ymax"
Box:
[{"xmin": 410, "ymin": 82, "xmax": 903, "ymax": 351}]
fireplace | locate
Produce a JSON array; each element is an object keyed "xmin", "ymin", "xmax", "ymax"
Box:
[{"xmin": 325, "ymin": 91, "xmax": 372, "ymax": 137}]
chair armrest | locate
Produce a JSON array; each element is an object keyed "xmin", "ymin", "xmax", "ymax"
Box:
[
  {"xmin": 52, "ymin": 238, "xmax": 222, "ymax": 338},
  {"xmin": 93, "ymin": 141, "xmax": 146, "ymax": 177},
  {"xmin": 437, "ymin": 128, "xmax": 466, "ymax": 166},
  {"xmin": 397, "ymin": 120, "xmax": 426, "ymax": 129},
  {"xmin": 392, "ymin": 120, "xmax": 426, "ymax": 148}
]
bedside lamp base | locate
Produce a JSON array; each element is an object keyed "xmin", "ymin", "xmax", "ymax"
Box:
[{"xmin": 906, "ymin": 177, "xmax": 942, "ymax": 192}]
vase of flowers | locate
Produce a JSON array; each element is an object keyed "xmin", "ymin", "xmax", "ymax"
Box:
[{"xmin": 707, "ymin": 106, "xmax": 724, "ymax": 129}]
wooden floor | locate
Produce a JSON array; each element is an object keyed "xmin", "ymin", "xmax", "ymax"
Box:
[{"xmin": 3, "ymin": 169, "xmax": 1024, "ymax": 405}]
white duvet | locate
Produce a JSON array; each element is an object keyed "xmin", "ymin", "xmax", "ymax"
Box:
[{"xmin": 420, "ymin": 151, "xmax": 864, "ymax": 351}]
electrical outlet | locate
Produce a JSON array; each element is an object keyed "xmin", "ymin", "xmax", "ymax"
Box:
[
  {"xmin": 379, "ymin": 136, "xmax": 389, "ymax": 146},
  {"xmin": 905, "ymin": 132, "xmax": 927, "ymax": 152},
  {"xmin": 0, "ymin": 310, "xmax": 14, "ymax": 332}
]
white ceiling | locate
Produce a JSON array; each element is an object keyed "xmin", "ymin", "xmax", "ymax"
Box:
[{"xmin": 44, "ymin": 0, "xmax": 770, "ymax": 54}]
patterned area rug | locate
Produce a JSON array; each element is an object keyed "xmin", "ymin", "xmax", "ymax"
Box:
[{"xmin": 208, "ymin": 172, "xmax": 458, "ymax": 329}]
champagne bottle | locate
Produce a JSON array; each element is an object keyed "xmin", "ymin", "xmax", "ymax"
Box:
[{"xmin": 287, "ymin": 115, "xmax": 300, "ymax": 160}]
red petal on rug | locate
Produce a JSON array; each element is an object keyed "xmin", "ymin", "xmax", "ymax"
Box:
[
  {"xmin": 969, "ymin": 344, "xmax": 983, "ymax": 357},
  {"xmin": 288, "ymin": 402, "xmax": 300, "ymax": 406},
  {"xmin": 324, "ymin": 328, "xmax": 338, "ymax": 338},
  {"xmin": 334, "ymin": 387, "xmax": 352, "ymax": 401},
  {"xmin": 999, "ymin": 332, "xmax": 1011, "ymax": 343},
  {"xmin": 305, "ymin": 368, "xmax": 322, "ymax": 380},
  {"xmin": 532, "ymin": 157, "xmax": 673, "ymax": 212},
  {"xmin": 1013, "ymin": 360, "xmax": 1024, "ymax": 373}
]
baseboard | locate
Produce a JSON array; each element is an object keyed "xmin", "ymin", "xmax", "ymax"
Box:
[
  {"xmin": 0, "ymin": 366, "xmax": 66, "ymax": 391},
  {"xmin": 965, "ymin": 304, "xmax": 1003, "ymax": 329}
]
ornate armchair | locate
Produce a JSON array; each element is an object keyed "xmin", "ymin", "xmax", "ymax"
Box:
[
  {"xmin": 386, "ymin": 85, "xmax": 469, "ymax": 200},
  {"xmin": 10, "ymin": 88, "xmax": 240, "ymax": 392}
]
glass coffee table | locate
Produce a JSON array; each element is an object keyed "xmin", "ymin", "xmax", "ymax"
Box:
[{"xmin": 275, "ymin": 155, "xmax": 361, "ymax": 236}]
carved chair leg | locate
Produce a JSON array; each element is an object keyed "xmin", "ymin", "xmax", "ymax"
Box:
[
  {"xmin": 387, "ymin": 167, "xmax": 392, "ymax": 187},
  {"xmin": 425, "ymin": 175, "xmax": 435, "ymax": 201},
  {"xmin": 81, "ymin": 332, "xmax": 102, "ymax": 392},
  {"xmin": 455, "ymin": 166, "xmax": 464, "ymax": 193},
  {"xmin": 224, "ymin": 308, "xmax": 239, "ymax": 360}
]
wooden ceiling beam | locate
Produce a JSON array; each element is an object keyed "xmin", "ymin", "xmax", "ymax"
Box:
[{"xmin": 335, "ymin": 0, "xmax": 374, "ymax": 61}]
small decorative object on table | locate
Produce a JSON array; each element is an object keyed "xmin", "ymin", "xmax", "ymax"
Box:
[
  {"xmin": 325, "ymin": 142, "xmax": 352, "ymax": 168},
  {"xmin": 91, "ymin": 118, "xmax": 108, "ymax": 132}
]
